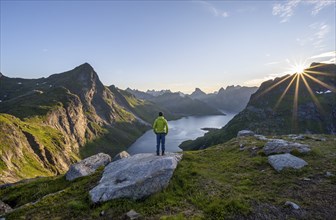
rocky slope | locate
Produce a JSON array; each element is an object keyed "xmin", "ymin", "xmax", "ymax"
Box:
[
  {"xmin": 180, "ymin": 62, "xmax": 336, "ymax": 150},
  {"xmin": 0, "ymin": 63, "xmax": 162, "ymax": 184},
  {"xmin": 1, "ymin": 134, "xmax": 335, "ymax": 219}
]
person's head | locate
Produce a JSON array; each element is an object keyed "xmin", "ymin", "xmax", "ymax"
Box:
[{"xmin": 159, "ymin": 112, "xmax": 163, "ymax": 116}]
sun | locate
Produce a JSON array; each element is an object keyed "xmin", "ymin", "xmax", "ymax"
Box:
[{"xmin": 291, "ymin": 63, "xmax": 306, "ymax": 75}]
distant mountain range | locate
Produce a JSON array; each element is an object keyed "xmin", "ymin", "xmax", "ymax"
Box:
[
  {"xmin": 180, "ymin": 62, "xmax": 336, "ymax": 150},
  {"xmin": 126, "ymin": 85, "xmax": 258, "ymax": 115}
]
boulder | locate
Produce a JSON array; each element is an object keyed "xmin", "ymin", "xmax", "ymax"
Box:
[
  {"xmin": 125, "ymin": 209, "xmax": 141, "ymax": 220},
  {"xmin": 268, "ymin": 153, "xmax": 308, "ymax": 172},
  {"xmin": 0, "ymin": 200, "xmax": 12, "ymax": 215},
  {"xmin": 237, "ymin": 130, "xmax": 255, "ymax": 137},
  {"xmin": 89, "ymin": 153, "xmax": 182, "ymax": 203},
  {"xmin": 285, "ymin": 201, "xmax": 300, "ymax": 210},
  {"xmin": 288, "ymin": 134, "xmax": 305, "ymax": 140},
  {"xmin": 66, "ymin": 153, "xmax": 111, "ymax": 181},
  {"xmin": 264, "ymin": 139, "xmax": 310, "ymax": 155},
  {"xmin": 112, "ymin": 151, "xmax": 130, "ymax": 162},
  {"xmin": 254, "ymin": 134, "xmax": 268, "ymax": 141}
]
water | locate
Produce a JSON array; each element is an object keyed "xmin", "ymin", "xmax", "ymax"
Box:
[{"xmin": 127, "ymin": 114, "xmax": 235, "ymax": 154}]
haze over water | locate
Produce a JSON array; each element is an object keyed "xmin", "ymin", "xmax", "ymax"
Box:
[{"xmin": 128, "ymin": 114, "xmax": 235, "ymax": 154}]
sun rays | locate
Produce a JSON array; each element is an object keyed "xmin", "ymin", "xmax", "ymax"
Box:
[{"xmin": 255, "ymin": 63, "xmax": 336, "ymax": 132}]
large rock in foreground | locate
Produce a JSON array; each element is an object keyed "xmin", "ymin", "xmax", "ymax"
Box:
[
  {"xmin": 268, "ymin": 153, "xmax": 308, "ymax": 172},
  {"xmin": 66, "ymin": 153, "xmax": 111, "ymax": 181},
  {"xmin": 264, "ymin": 139, "xmax": 310, "ymax": 155},
  {"xmin": 89, "ymin": 153, "xmax": 182, "ymax": 203}
]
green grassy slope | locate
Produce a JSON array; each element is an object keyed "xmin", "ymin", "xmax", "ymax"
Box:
[{"xmin": 2, "ymin": 134, "xmax": 335, "ymax": 219}]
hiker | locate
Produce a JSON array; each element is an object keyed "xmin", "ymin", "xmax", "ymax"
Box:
[{"xmin": 153, "ymin": 112, "xmax": 168, "ymax": 156}]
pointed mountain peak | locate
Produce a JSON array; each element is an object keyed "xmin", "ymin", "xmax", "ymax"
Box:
[
  {"xmin": 218, "ymin": 87, "xmax": 225, "ymax": 93},
  {"xmin": 75, "ymin": 62, "xmax": 95, "ymax": 72},
  {"xmin": 192, "ymin": 88, "xmax": 206, "ymax": 95}
]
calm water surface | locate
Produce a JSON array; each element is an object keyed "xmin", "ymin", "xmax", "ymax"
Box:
[{"xmin": 127, "ymin": 114, "xmax": 235, "ymax": 154}]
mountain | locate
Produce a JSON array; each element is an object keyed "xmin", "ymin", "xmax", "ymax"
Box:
[
  {"xmin": 190, "ymin": 88, "xmax": 207, "ymax": 100},
  {"xmin": 0, "ymin": 63, "xmax": 163, "ymax": 183},
  {"xmin": 109, "ymin": 85, "xmax": 177, "ymax": 123},
  {"xmin": 151, "ymin": 92, "xmax": 222, "ymax": 116},
  {"xmin": 180, "ymin": 62, "xmax": 336, "ymax": 150},
  {"xmin": 189, "ymin": 86, "xmax": 258, "ymax": 113},
  {"xmin": 146, "ymin": 89, "xmax": 172, "ymax": 97},
  {"xmin": 127, "ymin": 88, "xmax": 222, "ymax": 116},
  {"xmin": 125, "ymin": 88, "xmax": 155, "ymax": 100}
]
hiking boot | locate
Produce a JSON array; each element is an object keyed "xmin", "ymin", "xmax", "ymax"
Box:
[
  {"xmin": 162, "ymin": 151, "xmax": 165, "ymax": 156},
  {"xmin": 156, "ymin": 152, "xmax": 160, "ymax": 156}
]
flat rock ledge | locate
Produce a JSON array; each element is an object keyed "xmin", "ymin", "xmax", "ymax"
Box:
[
  {"xmin": 89, "ymin": 153, "xmax": 182, "ymax": 203},
  {"xmin": 268, "ymin": 153, "xmax": 308, "ymax": 172},
  {"xmin": 66, "ymin": 153, "xmax": 111, "ymax": 181},
  {"xmin": 264, "ymin": 139, "xmax": 310, "ymax": 155}
]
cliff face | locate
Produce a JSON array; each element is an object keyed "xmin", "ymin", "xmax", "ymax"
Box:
[{"xmin": 0, "ymin": 63, "xmax": 148, "ymax": 184}]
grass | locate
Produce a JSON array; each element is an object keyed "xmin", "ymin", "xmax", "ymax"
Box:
[
  {"xmin": 1, "ymin": 134, "xmax": 335, "ymax": 219},
  {"xmin": 80, "ymin": 121, "xmax": 149, "ymax": 158}
]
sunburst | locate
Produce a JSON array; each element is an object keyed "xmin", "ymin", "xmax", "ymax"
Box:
[{"xmin": 255, "ymin": 60, "xmax": 335, "ymax": 132}]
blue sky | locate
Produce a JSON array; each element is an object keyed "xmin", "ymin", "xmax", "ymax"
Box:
[{"xmin": 0, "ymin": 0, "xmax": 335, "ymax": 93}]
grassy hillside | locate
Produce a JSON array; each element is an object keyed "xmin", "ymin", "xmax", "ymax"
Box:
[
  {"xmin": 0, "ymin": 63, "xmax": 155, "ymax": 183},
  {"xmin": 1, "ymin": 134, "xmax": 335, "ymax": 219},
  {"xmin": 0, "ymin": 113, "xmax": 80, "ymax": 183}
]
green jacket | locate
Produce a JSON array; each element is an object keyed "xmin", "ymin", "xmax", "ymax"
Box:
[{"xmin": 153, "ymin": 116, "xmax": 168, "ymax": 134}]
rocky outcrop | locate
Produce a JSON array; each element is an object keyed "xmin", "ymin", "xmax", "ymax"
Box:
[
  {"xmin": 112, "ymin": 151, "xmax": 130, "ymax": 162},
  {"xmin": 268, "ymin": 153, "xmax": 308, "ymax": 172},
  {"xmin": 264, "ymin": 139, "xmax": 310, "ymax": 155},
  {"xmin": 0, "ymin": 200, "xmax": 12, "ymax": 215},
  {"xmin": 66, "ymin": 153, "xmax": 111, "ymax": 181},
  {"xmin": 237, "ymin": 130, "xmax": 255, "ymax": 137},
  {"xmin": 89, "ymin": 153, "xmax": 182, "ymax": 203},
  {"xmin": 125, "ymin": 209, "xmax": 142, "ymax": 220}
]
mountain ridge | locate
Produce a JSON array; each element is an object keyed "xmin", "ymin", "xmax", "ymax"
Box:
[
  {"xmin": 180, "ymin": 62, "xmax": 336, "ymax": 150},
  {"xmin": 0, "ymin": 63, "xmax": 162, "ymax": 183}
]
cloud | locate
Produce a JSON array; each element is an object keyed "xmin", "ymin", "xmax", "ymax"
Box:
[
  {"xmin": 306, "ymin": 0, "xmax": 335, "ymax": 15},
  {"xmin": 310, "ymin": 51, "xmax": 336, "ymax": 59},
  {"xmin": 264, "ymin": 61, "xmax": 281, "ymax": 65},
  {"xmin": 272, "ymin": 0, "xmax": 300, "ymax": 23},
  {"xmin": 198, "ymin": 1, "xmax": 229, "ymax": 18},
  {"xmin": 244, "ymin": 73, "xmax": 286, "ymax": 86},
  {"xmin": 296, "ymin": 22, "xmax": 330, "ymax": 49},
  {"xmin": 310, "ymin": 51, "xmax": 336, "ymax": 63},
  {"xmin": 272, "ymin": 0, "xmax": 335, "ymax": 22}
]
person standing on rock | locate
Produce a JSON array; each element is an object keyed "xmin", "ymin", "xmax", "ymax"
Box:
[{"xmin": 153, "ymin": 112, "xmax": 168, "ymax": 156}]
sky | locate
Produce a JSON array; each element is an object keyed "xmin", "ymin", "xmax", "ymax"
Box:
[{"xmin": 0, "ymin": 0, "xmax": 335, "ymax": 94}]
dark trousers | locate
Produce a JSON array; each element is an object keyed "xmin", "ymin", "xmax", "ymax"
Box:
[{"xmin": 156, "ymin": 133, "xmax": 166, "ymax": 154}]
